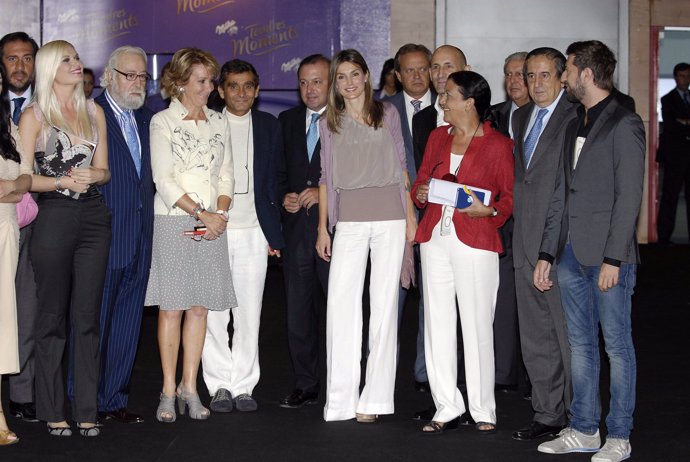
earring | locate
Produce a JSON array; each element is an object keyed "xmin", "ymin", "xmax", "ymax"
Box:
[{"xmin": 179, "ymin": 87, "xmax": 185, "ymax": 93}]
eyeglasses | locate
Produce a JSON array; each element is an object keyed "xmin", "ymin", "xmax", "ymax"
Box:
[{"xmin": 113, "ymin": 68, "xmax": 151, "ymax": 82}]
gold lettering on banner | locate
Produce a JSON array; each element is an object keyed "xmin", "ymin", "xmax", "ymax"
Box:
[
  {"xmin": 232, "ymin": 20, "xmax": 299, "ymax": 57},
  {"xmin": 71, "ymin": 9, "xmax": 139, "ymax": 43},
  {"xmin": 177, "ymin": 0, "xmax": 234, "ymax": 15}
]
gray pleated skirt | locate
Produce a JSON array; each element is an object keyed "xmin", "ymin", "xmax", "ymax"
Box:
[{"xmin": 145, "ymin": 214, "xmax": 237, "ymax": 311}]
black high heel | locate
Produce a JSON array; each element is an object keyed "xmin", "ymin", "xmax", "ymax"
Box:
[{"xmin": 421, "ymin": 416, "xmax": 460, "ymax": 435}]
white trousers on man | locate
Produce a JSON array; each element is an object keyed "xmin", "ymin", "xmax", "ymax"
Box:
[
  {"xmin": 202, "ymin": 226, "xmax": 268, "ymax": 397},
  {"xmin": 323, "ymin": 220, "xmax": 405, "ymax": 421},
  {"xmin": 421, "ymin": 222, "xmax": 498, "ymax": 424}
]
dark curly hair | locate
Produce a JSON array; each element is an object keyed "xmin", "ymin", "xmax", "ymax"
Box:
[{"xmin": 0, "ymin": 62, "xmax": 21, "ymax": 163}]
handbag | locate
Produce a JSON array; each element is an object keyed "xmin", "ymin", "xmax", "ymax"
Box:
[{"xmin": 16, "ymin": 192, "xmax": 38, "ymax": 228}]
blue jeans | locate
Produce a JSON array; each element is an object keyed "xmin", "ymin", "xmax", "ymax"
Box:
[{"xmin": 558, "ymin": 243, "xmax": 637, "ymax": 439}]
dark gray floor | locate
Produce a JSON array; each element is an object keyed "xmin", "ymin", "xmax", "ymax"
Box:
[{"xmin": 2, "ymin": 245, "xmax": 689, "ymax": 461}]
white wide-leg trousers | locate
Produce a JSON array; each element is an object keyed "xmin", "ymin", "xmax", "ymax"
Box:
[
  {"xmin": 202, "ymin": 226, "xmax": 268, "ymax": 397},
  {"xmin": 421, "ymin": 222, "xmax": 498, "ymax": 424},
  {"xmin": 323, "ymin": 220, "xmax": 405, "ymax": 421}
]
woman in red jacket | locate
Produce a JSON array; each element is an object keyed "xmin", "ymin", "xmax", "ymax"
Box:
[{"xmin": 412, "ymin": 71, "xmax": 513, "ymax": 434}]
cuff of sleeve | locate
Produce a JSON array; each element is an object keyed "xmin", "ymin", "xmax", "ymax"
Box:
[
  {"xmin": 538, "ymin": 252, "xmax": 554, "ymax": 264},
  {"xmin": 603, "ymin": 257, "xmax": 621, "ymax": 267}
]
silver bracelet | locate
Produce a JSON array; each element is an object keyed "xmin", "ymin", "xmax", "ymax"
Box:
[{"xmin": 55, "ymin": 177, "xmax": 63, "ymax": 191}]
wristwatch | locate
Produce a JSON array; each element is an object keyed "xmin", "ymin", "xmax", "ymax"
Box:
[{"xmin": 216, "ymin": 210, "xmax": 229, "ymax": 220}]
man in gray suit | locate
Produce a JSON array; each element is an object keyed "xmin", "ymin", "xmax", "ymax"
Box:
[
  {"xmin": 385, "ymin": 43, "xmax": 435, "ymax": 392},
  {"xmin": 536, "ymin": 41, "xmax": 644, "ymax": 462},
  {"xmin": 511, "ymin": 47, "xmax": 576, "ymax": 442}
]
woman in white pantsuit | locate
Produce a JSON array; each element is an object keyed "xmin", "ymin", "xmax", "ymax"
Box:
[
  {"xmin": 412, "ymin": 71, "xmax": 514, "ymax": 434},
  {"xmin": 316, "ymin": 49, "xmax": 416, "ymax": 423}
]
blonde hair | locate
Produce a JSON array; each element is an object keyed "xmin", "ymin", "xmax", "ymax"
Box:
[
  {"xmin": 162, "ymin": 48, "xmax": 219, "ymax": 100},
  {"xmin": 34, "ymin": 40, "xmax": 93, "ymax": 141}
]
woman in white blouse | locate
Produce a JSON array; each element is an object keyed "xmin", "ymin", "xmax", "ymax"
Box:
[{"xmin": 146, "ymin": 48, "xmax": 236, "ymax": 423}]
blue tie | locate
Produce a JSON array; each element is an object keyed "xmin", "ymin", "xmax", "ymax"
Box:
[
  {"xmin": 306, "ymin": 112, "xmax": 319, "ymax": 162},
  {"xmin": 411, "ymin": 99, "xmax": 422, "ymax": 114},
  {"xmin": 12, "ymin": 97, "xmax": 25, "ymax": 126},
  {"xmin": 523, "ymin": 108, "xmax": 548, "ymax": 167},
  {"xmin": 122, "ymin": 111, "xmax": 141, "ymax": 176}
]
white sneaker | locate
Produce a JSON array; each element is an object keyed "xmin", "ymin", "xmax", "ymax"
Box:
[
  {"xmin": 591, "ymin": 438, "xmax": 631, "ymax": 462},
  {"xmin": 537, "ymin": 427, "xmax": 601, "ymax": 454}
]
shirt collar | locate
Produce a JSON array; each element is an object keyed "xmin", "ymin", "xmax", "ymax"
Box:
[
  {"xmin": 104, "ymin": 89, "xmax": 129, "ymax": 117},
  {"xmin": 403, "ymin": 89, "xmax": 432, "ymax": 109},
  {"xmin": 9, "ymin": 87, "xmax": 32, "ymax": 102}
]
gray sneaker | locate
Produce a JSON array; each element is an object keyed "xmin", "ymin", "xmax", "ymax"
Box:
[
  {"xmin": 210, "ymin": 388, "xmax": 233, "ymax": 413},
  {"xmin": 538, "ymin": 427, "xmax": 601, "ymax": 454},
  {"xmin": 233, "ymin": 393, "xmax": 258, "ymax": 412},
  {"xmin": 591, "ymin": 438, "xmax": 631, "ymax": 462}
]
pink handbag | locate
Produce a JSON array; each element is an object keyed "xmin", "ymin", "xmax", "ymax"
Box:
[{"xmin": 16, "ymin": 192, "xmax": 38, "ymax": 228}]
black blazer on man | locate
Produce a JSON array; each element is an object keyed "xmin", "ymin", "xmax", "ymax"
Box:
[{"xmin": 251, "ymin": 109, "xmax": 286, "ymax": 250}]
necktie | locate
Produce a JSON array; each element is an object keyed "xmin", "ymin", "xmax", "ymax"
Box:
[
  {"xmin": 684, "ymin": 91, "xmax": 690, "ymax": 108},
  {"xmin": 122, "ymin": 111, "xmax": 141, "ymax": 176},
  {"xmin": 411, "ymin": 99, "xmax": 422, "ymax": 114},
  {"xmin": 523, "ymin": 108, "xmax": 548, "ymax": 168},
  {"xmin": 12, "ymin": 97, "xmax": 26, "ymax": 126},
  {"xmin": 306, "ymin": 112, "xmax": 319, "ymax": 162}
]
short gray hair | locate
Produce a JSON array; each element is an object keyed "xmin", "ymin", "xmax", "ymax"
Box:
[
  {"xmin": 503, "ymin": 51, "xmax": 527, "ymax": 73},
  {"xmin": 100, "ymin": 46, "xmax": 148, "ymax": 88}
]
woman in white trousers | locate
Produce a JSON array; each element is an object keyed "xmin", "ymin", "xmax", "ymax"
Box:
[
  {"xmin": 412, "ymin": 71, "xmax": 514, "ymax": 434},
  {"xmin": 316, "ymin": 49, "xmax": 416, "ymax": 423}
]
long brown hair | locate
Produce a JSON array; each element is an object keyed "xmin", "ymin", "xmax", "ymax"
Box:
[{"xmin": 325, "ymin": 49, "xmax": 383, "ymax": 133}]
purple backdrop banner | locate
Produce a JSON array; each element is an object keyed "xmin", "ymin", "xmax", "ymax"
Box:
[{"xmin": 43, "ymin": 0, "xmax": 341, "ymax": 89}]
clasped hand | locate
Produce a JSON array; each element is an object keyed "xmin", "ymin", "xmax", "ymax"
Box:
[{"xmin": 199, "ymin": 212, "xmax": 227, "ymax": 241}]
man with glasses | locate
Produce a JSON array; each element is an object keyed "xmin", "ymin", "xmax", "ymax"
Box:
[
  {"xmin": 200, "ymin": 59, "xmax": 284, "ymax": 413},
  {"xmin": 80, "ymin": 46, "xmax": 154, "ymax": 424}
]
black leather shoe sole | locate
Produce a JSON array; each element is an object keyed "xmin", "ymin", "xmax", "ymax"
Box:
[
  {"xmin": 9, "ymin": 404, "xmax": 39, "ymax": 423},
  {"xmin": 512, "ymin": 423, "xmax": 564, "ymax": 441},
  {"xmin": 279, "ymin": 397, "xmax": 318, "ymax": 409}
]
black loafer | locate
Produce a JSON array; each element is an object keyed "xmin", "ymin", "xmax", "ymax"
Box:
[
  {"xmin": 414, "ymin": 381, "xmax": 431, "ymax": 393},
  {"xmin": 100, "ymin": 409, "xmax": 145, "ymax": 424},
  {"xmin": 9, "ymin": 401, "xmax": 39, "ymax": 423},
  {"xmin": 279, "ymin": 390, "xmax": 318, "ymax": 408},
  {"xmin": 512, "ymin": 421, "xmax": 564, "ymax": 441},
  {"xmin": 459, "ymin": 412, "xmax": 475, "ymax": 426},
  {"xmin": 412, "ymin": 405, "xmax": 436, "ymax": 421}
]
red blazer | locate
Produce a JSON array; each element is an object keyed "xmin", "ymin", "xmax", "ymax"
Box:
[{"xmin": 412, "ymin": 122, "xmax": 514, "ymax": 253}]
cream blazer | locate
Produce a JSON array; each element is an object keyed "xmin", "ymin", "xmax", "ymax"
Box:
[{"xmin": 150, "ymin": 98, "xmax": 234, "ymax": 215}]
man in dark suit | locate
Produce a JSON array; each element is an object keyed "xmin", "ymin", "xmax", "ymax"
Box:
[
  {"xmin": 491, "ymin": 52, "xmax": 530, "ymax": 138},
  {"xmin": 201, "ymin": 59, "xmax": 285, "ymax": 413},
  {"xmin": 412, "ymin": 45, "xmax": 469, "ymax": 171},
  {"xmin": 87, "ymin": 46, "xmax": 154, "ymax": 423},
  {"xmin": 657, "ymin": 62, "xmax": 690, "ymax": 245},
  {"xmin": 510, "ymin": 47, "xmax": 576, "ymax": 442},
  {"xmin": 277, "ymin": 54, "xmax": 331, "ymax": 408},
  {"xmin": 536, "ymin": 41, "xmax": 644, "ymax": 462},
  {"xmin": 2, "ymin": 31, "xmax": 40, "ymax": 423},
  {"xmin": 386, "ymin": 43, "xmax": 435, "ymax": 393},
  {"xmin": 486, "ymin": 51, "xmax": 531, "ymax": 395},
  {"xmin": 410, "ymin": 44, "xmax": 472, "ymax": 420}
]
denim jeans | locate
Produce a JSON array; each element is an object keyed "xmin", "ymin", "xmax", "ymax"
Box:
[{"xmin": 558, "ymin": 243, "xmax": 637, "ymax": 439}]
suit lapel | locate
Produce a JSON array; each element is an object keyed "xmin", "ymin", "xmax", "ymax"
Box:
[
  {"xmin": 573, "ymin": 99, "xmax": 617, "ymax": 181},
  {"xmin": 514, "ymin": 102, "xmax": 533, "ymax": 171},
  {"xmin": 528, "ymin": 97, "xmax": 569, "ymax": 170},
  {"xmin": 97, "ymin": 93, "xmax": 141, "ymax": 179}
]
